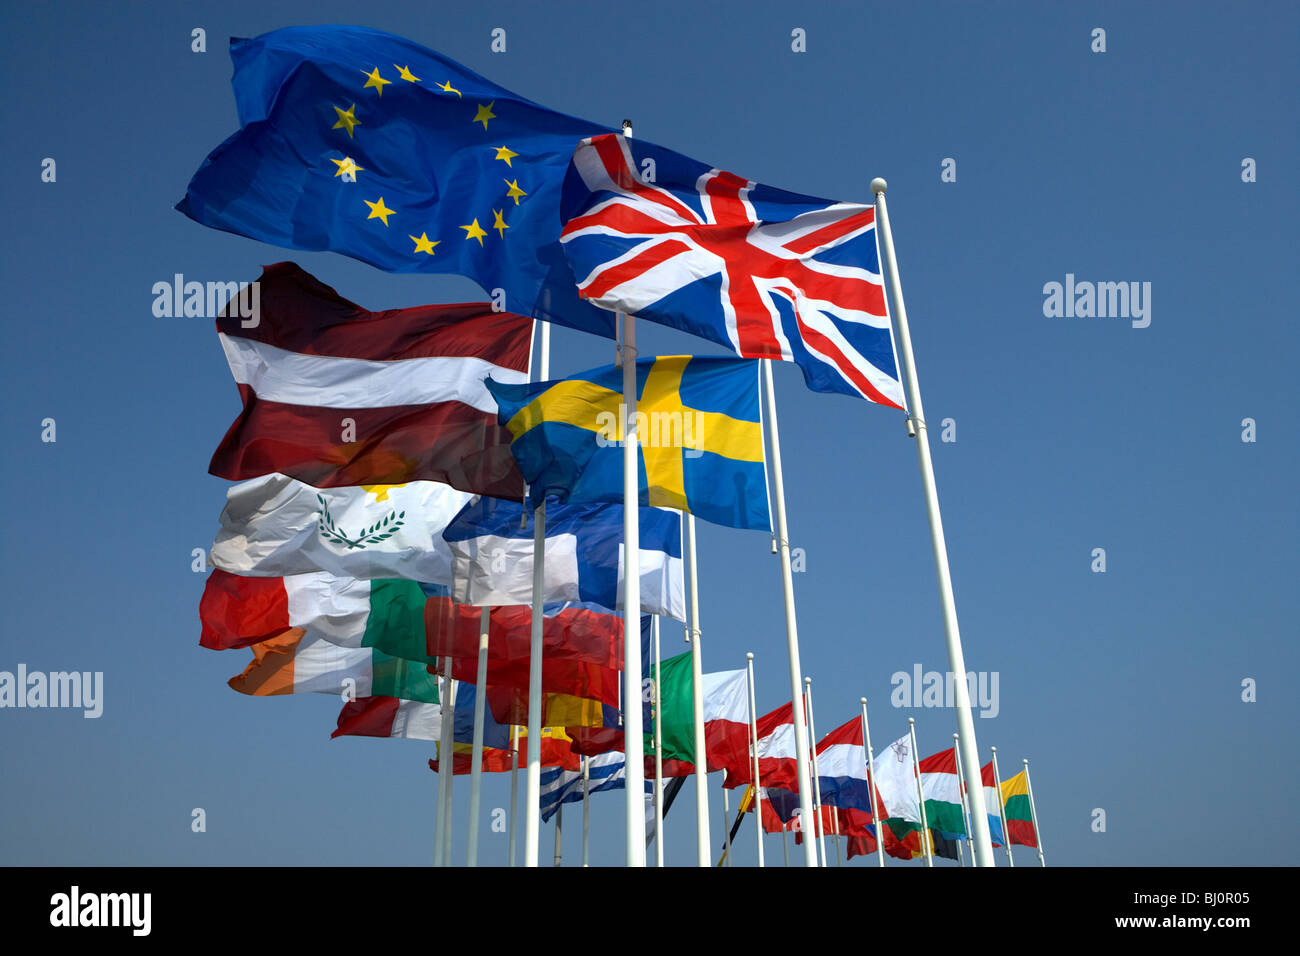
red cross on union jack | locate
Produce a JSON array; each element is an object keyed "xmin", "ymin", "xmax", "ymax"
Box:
[{"xmin": 559, "ymin": 134, "xmax": 904, "ymax": 408}]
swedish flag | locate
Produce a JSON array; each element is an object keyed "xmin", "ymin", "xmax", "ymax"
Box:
[{"xmin": 485, "ymin": 356, "xmax": 770, "ymax": 531}]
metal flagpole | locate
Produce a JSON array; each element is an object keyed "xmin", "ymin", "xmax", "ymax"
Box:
[
  {"xmin": 434, "ymin": 665, "xmax": 454, "ymax": 868},
  {"xmin": 1023, "ymin": 758, "xmax": 1046, "ymax": 867},
  {"xmin": 466, "ymin": 607, "xmax": 491, "ymax": 866},
  {"xmin": 439, "ymin": 671, "xmax": 458, "ymax": 866},
  {"xmin": 781, "ymin": 823, "xmax": 790, "ymax": 867},
  {"xmin": 721, "ymin": 783, "xmax": 732, "ymax": 866},
  {"xmin": 553, "ymin": 802, "xmax": 563, "ymax": 866},
  {"xmin": 684, "ymin": 514, "xmax": 710, "ymax": 865},
  {"xmin": 523, "ymin": 320, "xmax": 551, "ymax": 867},
  {"xmin": 859, "ymin": 698, "xmax": 886, "ymax": 868},
  {"xmin": 760, "ymin": 358, "xmax": 818, "ymax": 867},
  {"xmin": 990, "ymin": 747, "xmax": 1014, "ymax": 867},
  {"xmin": 832, "ymin": 809, "xmax": 842, "ymax": 866},
  {"xmin": 507, "ymin": 726, "xmax": 520, "ymax": 866},
  {"xmin": 872, "ymin": 179, "xmax": 995, "ymax": 866},
  {"xmin": 803, "ymin": 677, "xmax": 828, "ymax": 867},
  {"xmin": 582, "ymin": 756, "xmax": 590, "ymax": 867},
  {"xmin": 745, "ymin": 653, "xmax": 765, "ymax": 867},
  {"xmin": 614, "ymin": 119, "xmax": 646, "ymax": 868},
  {"xmin": 619, "ymin": 308, "xmax": 646, "ymax": 866},
  {"xmin": 653, "ymin": 615, "xmax": 665, "ymax": 867},
  {"xmin": 908, "ymin": 718, "xmax": 933, "ymax": 867},
  {"xmin": 953, "ymin": 732, "xmax": 976, "ymax": 868}
]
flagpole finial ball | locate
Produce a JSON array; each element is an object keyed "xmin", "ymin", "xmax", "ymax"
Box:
[
  {"xmin": 804, "ymin": 676, "xmax": 811, "ymax": 685},
  {"xmin": 746, "ymin": 652, "xmax": 754, "ymax": 660},
  {"xmin": 870, "ymin": 177, "xmax": 887, "ymax": 196},
  {"xmin": 860, "ymin": 697, "xmax": 867, "ymax": 704},
  {"xmin": 991, "ymin": 746, "xmax": 997, "ymax": 752},
  {"xmin": 908, "ymin": 717, "xmax": 915, "ymax": 725}
]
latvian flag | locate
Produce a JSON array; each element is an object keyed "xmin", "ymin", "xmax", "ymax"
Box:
[{"xmin": 209, "ymin": 261, "xmax": 533, "ymax": 498}]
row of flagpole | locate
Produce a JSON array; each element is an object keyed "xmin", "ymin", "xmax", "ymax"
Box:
[{"xmin": 439, "ymin": 124, "xmax": 998, "ymax": 868}]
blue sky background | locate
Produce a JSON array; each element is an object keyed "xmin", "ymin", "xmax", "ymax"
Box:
[{"xmin": 1, "ymin": 0, "xmax": 1296, "ymax": 866}]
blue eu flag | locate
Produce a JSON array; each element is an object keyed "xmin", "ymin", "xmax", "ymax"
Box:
[{"xmin": 177, "ymin": 25, "xmax": 616, "ymax": 338}]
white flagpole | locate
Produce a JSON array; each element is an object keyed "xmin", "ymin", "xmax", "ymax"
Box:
[
  {"xmin": 803, "ymin": 677, "xmax": 828, "ymax": 868},
  {"xmin": 832, "ymin": 808, "xmax": 842, "ymax": 866},
  {"xmin": 434, "ymin": 665, "xmax": 454, "ymax": 868},
  {"xmin": 507, "ymin": 726, "xmax": 519, "ymax": 867},
  {"xmin": 684, "ymin": 513, "xmax": 710, "ymax": 865},
  {"xmin": 523, "ymin": 320, "xmax": 551, "ymax": 868},
  {"xmin": 653, "ymin": 615, "xmax": 665, "ymax": 867},
  {"xmin": 721, "ymin": 782, "xmax": 732, "ymax": 866},
  {"xmin": 553, "ymin": 802, "xmax": 563, "ymax": 867},
  {"xmin": 438, "ymin": 671, "xmax": 457, "ymax": 866},
  {"xmin": 781, "ymin": 822, "xmax": 789, "ymax": 867},
  {"xmin": 953, "ymin": 733, "xmax": 975, "ymax": 868},
  {"xmin": 859, "ymin": 697, "xmax": 886, "ymax": 868},
  {"xmin": 466, "ymin": 607, "xmax": 491, "ymax": 866},
  {"xmin": 745, "ymin": 653, "xmax": 765, "ymax": 868},
  {"xmin": 872, "ymin": 179, "xmax": 995, "ymax": 866},
  {"xmin": 1023, "ymin": 758, "xmax": 1046, "ymax": 867},
  {"xmin": 908, "ymin": 718, "xmax": 933, "ymax": 867},
  {"xmin": 990, "ymin": 747, "xmax": 1014, "ymax": 867},
  {"xmin": 760, "ymin": 358, "xmax": 818, "ymax": 867},
  {"xmin": 582, "ymin": 755, "xmax": 591, "ymax": 867},
  {"xmin": 618, "ymin": 308, "xmax": 646, "ymax": 867}
]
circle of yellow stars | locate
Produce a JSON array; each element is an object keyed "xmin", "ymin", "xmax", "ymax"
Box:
[{"xmin": 323, "ymin": 68, "xmax": 531, "ymax": 258}]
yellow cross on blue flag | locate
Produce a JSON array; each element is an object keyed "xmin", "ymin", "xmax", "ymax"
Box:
[{"xmin": 485, "ymin": 356, "xmax": 770, "ymax": 531}]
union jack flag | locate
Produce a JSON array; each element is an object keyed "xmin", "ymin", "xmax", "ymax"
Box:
[{"xmin": 559, "ymin": 134, "xmax": 905, "ymax": 408}]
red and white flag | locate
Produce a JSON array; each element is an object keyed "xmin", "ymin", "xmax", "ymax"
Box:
[{"xmin": 209, "ymin": 261, "xmax": 533, "ymax": 498}]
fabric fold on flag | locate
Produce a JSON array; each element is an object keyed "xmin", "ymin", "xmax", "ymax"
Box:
[
  {"xmin": 210, "ymin": 475, "xmax": 470, "ymax": 581},
  {"xmin": 331, "ymin": 695, "xmax": 441, "ymax": 740},
  {"xmin": 209, "ymin": 261, "xmax": 532, "ymax": 497},
  {"xmin": 227, "ymin": 630, "xmax": 438, "ymax": 701},
  {"xmin": 177, "ymin": 25, "xmax": 616, "ymax": 338},
  {"xmin": 442, "ymin": 495, "xmax": 685, "ymax": 619},
  {"xmin": 560, "ymin": 132, "xmax": 904, "ymax": 406}
]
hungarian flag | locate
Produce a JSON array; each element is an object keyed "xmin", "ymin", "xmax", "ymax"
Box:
[
  {"xmin": 210, "ymin": 261, "xmax": 532, "ymax": 498},
  {"xmin": 1000, "ymin": 769, "xmax": 1039, "ymax": 848},
  {"xmin": 917, "ymin": 747, "xmax": 968, "ymax": 836}
]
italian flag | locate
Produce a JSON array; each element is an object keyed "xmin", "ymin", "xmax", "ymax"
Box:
[
  {"xmin": 1000, "ymin": 769, "xmax": 1038, "ymax": 847},
  {"xmin": 652, "ymin": 651, "xmax": 750, "ymax": 772}
]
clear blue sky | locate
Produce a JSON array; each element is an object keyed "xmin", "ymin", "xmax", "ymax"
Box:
[{"xmin": 1, "ymin": 0, "xmax": 1296, "ymax": 866}]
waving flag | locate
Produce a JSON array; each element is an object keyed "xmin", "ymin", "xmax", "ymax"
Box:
[
  {"xmin": 442, "ymin": 496, "xmax": 684, "ymax": 619},
  {"xmin": 1000, "ymin": 769, "xmax": 1038, "ymax": 848},
  {"xmin": 226, "ymin": 629, "xmax": 438, "ymax": 702},
  {"xmin": 177, "ymin": 25, "xmax": 615, "ymax": 337},
  {"xmin": 209, "ymin": 263, "xmax": 532, "ymax": 497},
  {"xmin": 814, "ymin": 717, "xmax": 881, "ymax": 817},
  {"xmin": 332, "ymin": 696, "xmax": 441, "ymax": 740},
  {"xmin": 980, "ymin": 762, "xmax": 1006, "ymax": 847},
  {"xmin": 723, "ymin": 701, "xmax": 799, "ymax": 792},
  {"xmin": 210, "ymin": 475, "xmax": 471, "ymax": 582},
  {"xmin": 486, "ymin": 355, "xmax": 769, "ymax": 530},
  {"xmin": 654, "ymin": 651, "xmax": 751, "ymax": 772},
  {"xmin": 560, "ymin": 133, "xmax": 905, "ymax": 407}
]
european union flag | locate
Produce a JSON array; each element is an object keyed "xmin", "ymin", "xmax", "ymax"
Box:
[
  {"xmin": 177, "ymin": 25, "xmax": 615, "ymax": 338},
  {"xmin": 485, "ymin": 355, "xmax": 771, "ymax": 531}
]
